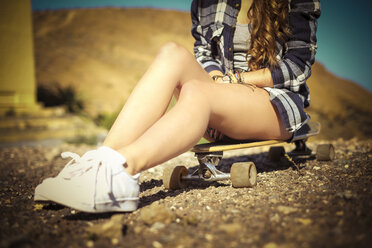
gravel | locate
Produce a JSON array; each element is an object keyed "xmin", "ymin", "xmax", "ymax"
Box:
[{"xmin": 0, "ymin": 138, "xmax": 371, "ymax": 248}]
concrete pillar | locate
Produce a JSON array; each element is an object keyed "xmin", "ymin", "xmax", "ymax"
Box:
[{"xmin": 0, "ymin": 0, "xmax": 40, "ymax": 115}]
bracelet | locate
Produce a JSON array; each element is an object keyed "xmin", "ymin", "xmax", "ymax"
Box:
[
  {"xmin": 232, "ymin": 70, "xmax": 257, "ymax": 91},
  {"xmin": 234, "ymin": 71, "xmax": 242, "ymax": 83},
  {"xmin": 226, "ymin": 70, "xmax": 239, "ymax": 84}
]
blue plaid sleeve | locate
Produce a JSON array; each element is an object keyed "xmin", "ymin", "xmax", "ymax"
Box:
[
  {"xmin": 191, "ymin": 0, "xmax": 224, "ymax": 73},
  {"xmin": 270, "ymin": 0, "xmax": 321, "ymax": 93}
]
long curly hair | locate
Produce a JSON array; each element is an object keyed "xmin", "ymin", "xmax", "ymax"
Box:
[{"xmin": 247, "ymin": 0, "xmax": 291, "ymax": 71}]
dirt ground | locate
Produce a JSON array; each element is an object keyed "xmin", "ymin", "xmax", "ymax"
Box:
[{"xmin": 0, "ymin": 138, "xmax": 371, "ymax": 248}]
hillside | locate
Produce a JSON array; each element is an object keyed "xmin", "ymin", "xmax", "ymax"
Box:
[
  {"xmin": 32, "ymin": 8, "xmax": 372, "ymax": 140},
  {"xmin": 307, "ymin": 63, "xmax": 372, "ymax": 139}
]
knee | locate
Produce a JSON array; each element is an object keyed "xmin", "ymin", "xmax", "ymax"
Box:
[
  {"xmin": 179, "ymin": 80, "xmax": 206, "ymax": 100},
  {"xmin": 179, "ymin": 80, "xmax": 211, "ymax": 114},
  {"xmin": 157, "ymin": 42, "xmax": 191, "ymax": 62}
]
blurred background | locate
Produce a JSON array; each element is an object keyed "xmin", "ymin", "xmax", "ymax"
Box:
[{"xmin": 1, "ymin": 0, "xmax": 371, "ymax": 145}]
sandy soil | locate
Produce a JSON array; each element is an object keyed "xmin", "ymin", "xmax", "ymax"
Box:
[{"xmin": 0, "ymin": 139, "xmax": 371, "ymax": 248}]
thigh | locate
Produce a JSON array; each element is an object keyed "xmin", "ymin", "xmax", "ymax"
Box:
[{"xmin": 196, "ymin": 82, "xmax": 291, "ymax": 141}]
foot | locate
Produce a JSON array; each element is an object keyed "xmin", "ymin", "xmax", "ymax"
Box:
[{"xmin": 34, "ymin": 146, "xmax": 140, "ymax": 213}]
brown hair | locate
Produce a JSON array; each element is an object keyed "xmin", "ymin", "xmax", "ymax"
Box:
[{"xmin": 247, "ymin": 0, "xmax": 291, "ymax": 71}]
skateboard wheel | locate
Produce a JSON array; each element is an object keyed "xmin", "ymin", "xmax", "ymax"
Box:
[
  {"xmin": 316, "ymin": 144, "xmax": 335, "ymax": 161},
  {"xmin": 163, "ymin": 165, "xmax": 188, "ymax": 190},
  {"xmin": 230, "ymin": 162, "xmax": 257, "ymax": 188},
  {"xmin": 268, "ymin": 146, "xmax": 285, "ymax": 162}
]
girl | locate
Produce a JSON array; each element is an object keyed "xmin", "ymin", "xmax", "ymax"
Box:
[{"xmin": 34, "ymin": 0, "xmax": 320, "ymax": 213}]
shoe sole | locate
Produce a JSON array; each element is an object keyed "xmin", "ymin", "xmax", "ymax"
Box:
[
  {"xmin": 35, "ymin": 193, "xmax": 138, "ymax": 213},
  {"xmin": 34, "ymin": 194, "xmax": 50, "ymax": 202}
]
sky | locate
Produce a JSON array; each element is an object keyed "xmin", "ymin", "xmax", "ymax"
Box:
[{"xmin": 31, "ymin": 0, "xmax": 372, "ymax": 92}]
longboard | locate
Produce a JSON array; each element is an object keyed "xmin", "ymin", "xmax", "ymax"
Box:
[{"xmin": 163, "ymin": 122, "xmax": 334, "ymax": 190}]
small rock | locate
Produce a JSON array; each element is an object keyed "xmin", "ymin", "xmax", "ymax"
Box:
[
  {"xmin": 185, "ymin": 215, "xmax": 199, "ymax": 226},
  {"xmin": 86, "ymin": 215, "xmax": 126, "ymax": 239},
  {"xmin": 313, "ymin": 166, "xmax": 321, "ymax": 170},
  {"xmin": 336, "ymin": 211, "xmax": 344, "ymax": 216},
  {"xmin": 269, "ymin": 194, "xmax": 280, "ymax": 204},
  {"xmin": 296, "ymin": 218, "xmax": 312, "ymax": 225},
  {"xmin": 263, "ymin": 242, "xmax": 278, "ymax": 248},
  {"xmin": 152, "ymin": 241, "xmax": 163, "ymax": 248},
  {"xmin": 218, "ymin": 223, "xmax": 243, "ymax": 235},
  {"xmin": 111, "ymin": 238, "xmax": 119, "ymax": 245},
  {"xmin": 344, "ymin": 164, "xmax": 349, "ymax": 169},
  {"xmin": 270, "ymin": 214, "xmax": 280, "ymax": 223},
  {"xmin": 344, "ymin": 190, "xmax": 354, "ymax": 199},
  {"xmin": 33, "ymin": 204, "xmax": 43, "ymax": 211},
  {"xmin": 205, "ymin": 234, "xmax": 213, "ymax": 241},
  {"xmin": 133, "ymin": 226, "xmax": 142, "ymax": 234},
  {"xmin": 277, "ymin": 205, "xmax": 297, "ymax": 214},
  {"xmin": 86, "ymin": 240, "xmax": 94, "ymax": 247},
  {"xmin": 141, "ymin": 204, "xmax": 175, "ymax": 225},
  {"xmin": 150, "ymin": 222, "xmax": 165, "ymax": 233}
]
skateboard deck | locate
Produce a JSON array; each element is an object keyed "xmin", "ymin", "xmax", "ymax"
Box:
[{"xmin": 192, "ymin": 122, "xmax": 320, "ymax": 153}]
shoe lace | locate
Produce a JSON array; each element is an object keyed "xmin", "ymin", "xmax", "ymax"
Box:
[{"xmin": 60, "ymin": 151, "xmax": 115, "ymax": 209}]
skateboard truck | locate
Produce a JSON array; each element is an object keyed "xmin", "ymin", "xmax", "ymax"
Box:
[
  {"xmin": 289, "ymin": 139, "xmax": 313, "ymax": 156},
  {"xmin": 183, "ymin": 151, "xmax": 230, "ymax": 182},
  {"xmin": 162, "ymin": 151, "xmax": 257, "ymax": 190}
]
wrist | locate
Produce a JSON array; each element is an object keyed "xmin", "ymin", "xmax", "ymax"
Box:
[
  {"xmin": 240, "ymin": 71, "xmax": 245, "ymax": 84},
  {"xmin": 226, "ymin": 70, "xmax": 241, "ymax": 84}
]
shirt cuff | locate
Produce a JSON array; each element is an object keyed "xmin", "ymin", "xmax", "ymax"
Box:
[{"xmin": 202, "ymin": 61, "xmax": 223, "ymax": 73}]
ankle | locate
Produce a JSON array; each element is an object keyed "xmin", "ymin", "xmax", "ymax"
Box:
[
  {"xmin": 125, "ymin": 164, "xmax": 139, "ymax": 176},
  {"xmin": 123, "ymin": 157, "xmax": 138, "ymax": 176},
  {"xmin": 118, "ymin": 149, "xmax": 141, "ymax": 176}
]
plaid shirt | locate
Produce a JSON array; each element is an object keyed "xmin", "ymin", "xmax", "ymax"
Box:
[{"xmin": 191, "ymin": 0, "xmax": 321, "ymax": 133}]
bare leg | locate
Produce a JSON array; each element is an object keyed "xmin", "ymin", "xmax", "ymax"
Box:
[
  {"xmin": 118, "ymin": 80, "xmax": 210, "ymax": 175},
  {"xmin": 119, "ymin": 80, "xmax": 291, "ymax": 175},
  {"xmin": 103, "ymin": 42, "xmax": 212, "ymax": 150}
]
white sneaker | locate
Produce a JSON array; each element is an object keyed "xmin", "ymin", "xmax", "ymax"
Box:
[
  {"xmin": 34, "ymin": 149, "xmax": 98, "ymax": 202},
  {"xmin": 34, "ymin": 146, "xmax": 140, "ymax": 213}
]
